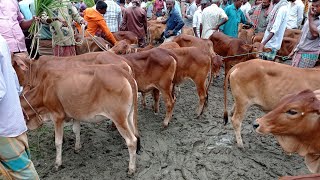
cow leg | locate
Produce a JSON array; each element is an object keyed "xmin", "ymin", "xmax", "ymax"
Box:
[
  {"xmin": 112, "ymin": 119, "xmax": 137, "ymax": 175},
  {"xmin": 152, "ymin": 89, "xmax": 160, "ymax": 115},
  {"xmin": 54, "ymin": 120, "xmax": 64, "ymax": 170},
  {"xmin": 72, "ymin": 120, "xmax": 81, "ymax": 153},
  {"xmin": 231, "ymin": 99, "xmax": 249, "ymax": 148},
  {"xmin": 161, "ymin": 88, "xmax": 175, "ymax": 127},
  {"xmin": 141, "ymin": 92, "xmax": 147, "ymax": 109},
  {"xmin": 195, "ymin": 78, "xmax": 207, "ymax": 117}
]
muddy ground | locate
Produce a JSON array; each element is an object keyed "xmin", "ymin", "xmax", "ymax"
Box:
[{"xmin": 28, "ymin": 60, "xmax": 310, "ymax": 180}]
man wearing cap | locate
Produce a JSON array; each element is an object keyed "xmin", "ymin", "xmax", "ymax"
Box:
[
  {"xmin": 160, "ymin": 0, "xmax": 184, "ymax": 41},
  {"xmin": 222, "ymin": 0, "xmax": 252, "ymax": 38},
  {"xmin": 200, "ymin": 0, "xmax": 228, "ymax": 39},
  {"xmin": 120, "ymin": 0, "xmax": 148, "ymax": 47},
  {"xmin": 290, "ymin": 0, "xmax": 320, "ymax": 68}
]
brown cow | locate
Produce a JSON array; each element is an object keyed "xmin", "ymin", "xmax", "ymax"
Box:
[
  {"xmin": 161, "ymin": 46, "xmax": 222, "ymax": 116},
  {"xmin": 284, "ymin": 29, "xmax": 302, "ymax": 39},
  {"xmin": 158, "ymin": 42, "xmax": 181, "ymax": 49},
  {"xmin": 121, "ymin": 48, "xmax": 177, "ymax": 127},
  {"xmin": 112, "ymin": 31, "xmax": 139, "ymax": 44},
  {"xmin": 254, "ymin": 89, "xmax": 320, "ymax": 173},
  {"xmin": 147, "ymin": 21, "xmax": 166, "ymax": 45},
  {"xmin": 75, "ymin": 36, "xmax": 111, "ymax": 55},
  {"xmin": 238, "ymin": 28, "xmax": 255, "ymax": 44},
  {"xmin": 181, "ymin": 27, "xmax": 194, "ymax": 36},
  {"xmin": 224, "ymin": 59, "xmax": 320, "ymax": 148},
  {"xmin": 19, "ymin": 62, "xmax": 140, "ymax": 174},
  {"xmin": 110, "ymin": 40, "xmax": 154, "ymax": 54},
  {"xmin": 209, "ymin": 32, "xmax": 259, "ymax": 77},
  {"xmin": 172, "ymin": 34, "xmax": 215, "ymax": 56}
]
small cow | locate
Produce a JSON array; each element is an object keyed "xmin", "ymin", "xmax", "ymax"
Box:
[
  {"xmin": 209, "ymin": 32, "xmax": 259, "ymax": 77},
  {"xmin": 121, "ymin": 48, "xmax": 178, "ymax": 127},
  {"xmin": 147, "ymin": 20, "xmax": 166, "ymax": 45},
  {"xmin": 75, "ymin": 36, "xmax": 112, "ymax": 55},
  {"xmin": 254, "ymin": 89, "xmax": 320, "ymax": 173},
  {"xmin": 112, "ymin": 31, "xmax": 139, "ymax": 44},
  {"xmin": 110, "ymin": 40, "xmax": 154, "ymax": 54},
  {"xmin": 224, "ymin": 59, "xmax": 320, "ymax": 148},
  {"xmin": 20, "ymin": 62, "xmax": 140, "ymax": 174}
]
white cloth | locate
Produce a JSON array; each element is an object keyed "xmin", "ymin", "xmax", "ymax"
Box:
[
  {"xmin": 201, "ymin": 4, "xmax": 227, "ymax": 39},
  {"xmin": 0, "ymin": 34, "xmax": 27, "ymax": 137},
  {"xmin": 104, "ymin": 0, "xmax": 122, "ymax": 32},
  {"xmin": 286, "ymin": 1, "xmax": 304, "ymax": 29},
  {"xmin": 262, "ymin": 5, "xmax": 288, "ymax": 50},
  {"xmin": 192, "ymin": 7, "xmax": 202, "ymax": 37},
  {"xmin": 240, "ymin": 2, "xmax": 251, "ymax": 15}
]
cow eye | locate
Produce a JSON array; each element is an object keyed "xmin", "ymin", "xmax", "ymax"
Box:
[{"xmin": 286, "ymin": 109, "xmax": 298, "ymax": 115}]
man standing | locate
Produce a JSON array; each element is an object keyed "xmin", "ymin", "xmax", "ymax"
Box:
[
  {"xmin": 248, "ymin": 0, "xmax": 272, "ymax": 33},
  {"xmin": 240, "ymin": 0, "xmax": 251, "ymax": 16},
  {"xmin": 161, "ymin": 0, "xmax": 185, "ymax": 41},
  {"xmin": 220, "ymin": 0, "xmax": 230, "ymax": 10},
  {"xmin": 286, "ymin": 0, "xmax": 304, "ymax": 29},
  {"xmin": 104, "ymin": 0, "xmax": 123, "ymax": 32},
  {"xmin": 0, "ymin": 0, "xmax": 34, "ymax": 54},
  {"xmin": 193, "ymin": 0, "xmax": 207, "ymax": 37},
  {"xmin": 120, "ymin": 0, "xmax": 148, "ymax": 47},
  {"xmin": 222, "ymin": 0, "xmax": 252, "ymax": 38},
  {"xmin": 84, "ymin": 1, "xmax": 117, "ymax": 45},
  {"xmin": 41, "ymin": 0, "xmax": 87, "ymax": 57},
  {"xmin": 259, "ymin": 0, "xmax": 288, "ymax": 61},
  {"xmin": 0, "ymin": 34, "xmax": 39, "ymax": 180},
  {"xmin": 290, "ymin": 0, "xmax": 320, "ymax": 68},
  {"xmin": 184, "ymin": 0, "xmax": 197, "ymax": 27},
  {"xmin": 201, "ymin": 0, "xmax": 228, "ymax": 39}
]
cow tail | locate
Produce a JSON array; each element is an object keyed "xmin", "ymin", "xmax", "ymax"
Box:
[
  {"xmin": 204, "ymin": 55, "xmax": 214, "ymax": 108},
  {"xmin": 147, "ymin": 27, "xmax": 151, "ymax": 45},
  {"xmin": 224, "ymin": 64, "xmax": 233, "ymax": 125},
  {"xmin": 129, "ymin": 77, "xmax": 141, "ymax": 153}
]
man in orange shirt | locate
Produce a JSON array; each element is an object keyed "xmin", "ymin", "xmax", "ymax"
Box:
[{"xmin": 84, "ymin": 1, "xmax": 117, "ymax": 45}]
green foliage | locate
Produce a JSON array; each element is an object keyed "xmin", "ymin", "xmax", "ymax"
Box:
[{"xmin": 84, "ymin": 0, "xmax": 95, "ymax": 8}]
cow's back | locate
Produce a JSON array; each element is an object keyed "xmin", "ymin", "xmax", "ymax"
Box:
[{"xmin": 229, "ymin": 60, "xmax": 320, "ymax": 110}]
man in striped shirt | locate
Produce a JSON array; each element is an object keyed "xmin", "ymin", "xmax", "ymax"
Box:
[{"xmin": 104, "ymin": 0, "xmax": 123, "ymax": 32}]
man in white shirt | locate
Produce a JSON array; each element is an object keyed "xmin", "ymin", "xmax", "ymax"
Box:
[
  {"xmin": 193, "ymin": 1, "xmax": 208, "ymax": 37},
  {"xmin": 184, "ymin": 0, "xmax": 198, "ymax": 27},
  {"xmin": 240, "ymin": 0, "xmax": 252, "ymax": 15},
  {"xmin": 0, "ymin": 34, "xmax": 39, "ymax": 179},
  {"xmin": 259, "ymin": 0, "xmax": 288, "ymax": 60},
  {"xmin": 104, "ymin": 0, "xmax": 123, "ymax": 32},
  {"xmin": 200, "ymin": 0, "xmax": 228, "ymax": 39},
  {"xmin": 286, "ymin": 0, "xmax": 304, "ymax": 29}
]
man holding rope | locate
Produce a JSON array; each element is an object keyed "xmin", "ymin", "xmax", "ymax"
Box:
[
  {"xmin": 290, "ymin": 0, "xmax": 320, "ymax": 68},
  {"xmin": 40, "ymin": 0, "xmax": 87, "ymax": 57},
  {"xmin": 0, "ymin": 34, "xmax": 39, "ymax": 180},
  {"xmin": 258, "ymin": 0, "xmax": 288, "ymax": 60}
]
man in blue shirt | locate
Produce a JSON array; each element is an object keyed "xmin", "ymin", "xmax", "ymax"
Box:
[
  {"xmin": 160, "ymin": 0, "xmax": 184, "ymax": 41},
  {"xmin": 222, "ymin": 0, "xmax": 252, "ymax": 37}
]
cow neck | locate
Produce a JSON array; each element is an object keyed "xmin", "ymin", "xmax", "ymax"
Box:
[{"xmin": 21, "ymin": 93, "xmax": 43, "ymax": 126}]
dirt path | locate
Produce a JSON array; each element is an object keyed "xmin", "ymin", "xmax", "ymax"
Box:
[{"xmin": 28, "ymin": 64, "xmax": 309, "ymax": 179}]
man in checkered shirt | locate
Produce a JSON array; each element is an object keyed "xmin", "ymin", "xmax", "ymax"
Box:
[{"xmin": 104, "ymin": 0, "xmax": 123, "ymax": 32}]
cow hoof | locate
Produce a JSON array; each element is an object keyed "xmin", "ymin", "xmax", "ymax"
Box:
[
  {"xmin": 154, "ymin": 112, "xmax": 158, "ymax": 115},
  {"xmin": 74, "ymin": 148, "xmax": 81, "ymax": 154},
  {"xmin": 127, "ymin": 169, "xmax": 136, "ymax": 176},
  {"xmin": 53, "ymin": 164, "xmax": 61, "ymax": 172},
  {"xmin": 237, "ymin": 144, "xmax": 244, "ymax": 149},
  {"xmin": 162, "ymin": 122, "xmax": 169, "ymax": 128}
]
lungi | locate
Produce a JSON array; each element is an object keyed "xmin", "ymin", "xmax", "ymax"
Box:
[
  {"xmin": 53, "ymin": 45, "xmax": 77, "ymax": 57},
  {"xmin": 292, "ymin": 50, "xmax": 319, "ymax": 68},
  {"xmin": 0, "ymin": 133, "xmax": 39, "ymax": 180}
]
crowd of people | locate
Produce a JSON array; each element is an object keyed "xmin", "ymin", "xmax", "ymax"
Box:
[{"xmin": 0, "ymin": 0, "xmax": 320, "ymax": 178}]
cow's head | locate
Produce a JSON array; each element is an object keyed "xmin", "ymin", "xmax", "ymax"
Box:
[
  {"xmin": 12, "ymin": 53, "xmax": 31, "ymax": 87},
  {"xmin": 109, "ymin": 40, "xmax": 137, "ymax": 55},
  {"xmin": 254, "ymin": 89, "xmax": 320, "ymax": 136}
]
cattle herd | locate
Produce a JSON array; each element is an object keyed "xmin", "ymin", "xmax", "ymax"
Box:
[{"xmin": 15, "ymin": 28, "xmax": 320, "ymax": 179}]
